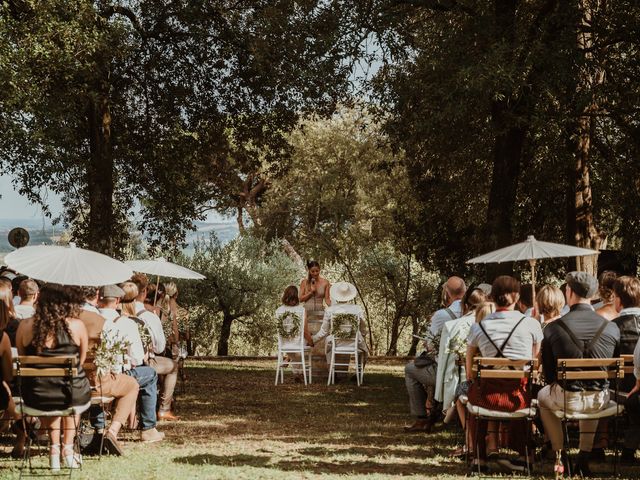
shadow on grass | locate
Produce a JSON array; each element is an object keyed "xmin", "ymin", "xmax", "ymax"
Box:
[{"xmin": 174, "ymin": 453, "xmax": 465, "ymax": 475}]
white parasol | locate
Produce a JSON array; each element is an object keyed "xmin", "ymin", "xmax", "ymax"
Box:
[
  {"xmin": 4, "ymin": 243, "xmax": 133, "ymax": 286},
  {"xmin": 467, "ymin": 235, "xmax": 599, "ymax": 303},
  {"xmin": 126, "ymin": 257, "xmax": 205, "ymax": 305},
  {"xmin": 125, "ymin": 258, "xmax": 205, "ymax": 280}
]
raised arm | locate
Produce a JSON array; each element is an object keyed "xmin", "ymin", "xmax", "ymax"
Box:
[
  {"xmin": 299, "ymin": 279, "xmax": 315, "ymax": 303},
  {"xmin": 325, "ymin": 280, "xmax": 332, "ymax": 306}
]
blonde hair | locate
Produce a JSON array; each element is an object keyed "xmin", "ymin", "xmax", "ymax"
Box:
[
  {"xmin": 120, "ymin": 282, "xmax": 139, "ymax": 317},
  {"xmin": 536, "ymin": 285, "xmax": 565, "ymax": 318},
  {"xmin": 165, "ymin": 282, "xmax": 178, "ymax": 298},
  {"xmin": 475, "ymin": 302, "xmax": 496, "ymax": 323},
  {"xmin": 0, "ymin": 283, "xmax": 14, "ymax": 330}
]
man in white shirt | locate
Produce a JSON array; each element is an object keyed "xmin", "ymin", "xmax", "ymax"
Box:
[
  {"xmin": 14, "ymin": 279, "xmax": 38, "ymax": 319},
  {"xmin": 131, "ymin": 274, "xmax": 180, "ymax": 421},
  {"xmin": 404, "ymin": 276, "xmax": 466, "ymax": 432},
  {"xmin": 98, "ymin": 288, "xmax": 165, "ymax": 443}
]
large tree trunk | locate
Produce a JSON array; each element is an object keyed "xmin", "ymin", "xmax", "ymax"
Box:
[
  {"xmin": 86, "ymin": 94, "xmax": 115, "ymax": 254},
  {"xmin": 484, "ymin": 1, "xmax": 530, "ymax": 278},
  {"xmin": 407, "ymin": 315, "xmax": 420, "ymax": 357},
  {"xmin": 216, "ymin": 311, "xmax": 233, "ymax": 356},
  {"xmin": 386, "ymin": 313, "xmax": 402, "ymax": 356},
  {"xmin": 567, "ymin": 1, "xmax": 605, "ymax": 275}
]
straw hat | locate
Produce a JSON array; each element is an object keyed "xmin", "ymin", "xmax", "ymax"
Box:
[{"xmin": 330, "ymin": 282, "xmax": 357, "ymax": 303}]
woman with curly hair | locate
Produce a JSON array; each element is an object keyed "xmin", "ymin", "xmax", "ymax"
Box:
[{"xmin": 15, "ymin": 284, "xmax": 91, "ymax": 470}]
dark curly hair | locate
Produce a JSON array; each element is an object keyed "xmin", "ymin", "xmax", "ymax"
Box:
[{"xmin": 31, "ymin": 284, "xmax": 84, "ymax": 352}]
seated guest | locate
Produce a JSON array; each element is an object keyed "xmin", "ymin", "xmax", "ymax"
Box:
[
  {"xmin": 131, "ymin": 274, "xmax": 179, "ymax": 421},
  {"xmin": 79, "ymin": 286, "xmax": 139, "ymax": 455},
  {"xmin": 403, "ymin": 277, "xmax": 466, "ymax": 432},
  {"xmin": 596, "ymin": 271, "xmax": 618, "ymax": 320},
  {"xmin": 276, "ymin": 285, "xmax": 313, "ymax": 346},
  {"xmin": 312, "ymin": 282, "xmax": 368, "ymax": 371},
  {"xmin": 435, "ymin": 286, "xmax": 488, "ymax": 421},
  {"xmin": 14, "ymin": 279, "xmax": 38, "ymax": 319},
  {"xmin": 276, "ymin": 286, "xmax": 313, "ymax": 380},
  {"xmin": 466, "ymin": 276, "xmax": 543, "ymax": 473},
  {"xmin": 15, "ymin": 284, "xmax": 91, "ymax": 470},
  {"xmin": 538, "ymin": 272, "xmax": 620, "ymax": 476},
  {"xmin": 536, "ymin": 285, "xmax": 565, "ymax": 329},
  {"xmin": 516, "ymin": 283, "xmax": 535, "ymax": 317},
  {"xmin": 0, "ymin": 282, "xmax": 18, "ymax": 346},
  {"xmin": 611, "ymin": 276, "xmax": 640, "ymax": 463},
  {"xmin": 100, "ymin": 283, "xmax": 165, "ymax": 442}
]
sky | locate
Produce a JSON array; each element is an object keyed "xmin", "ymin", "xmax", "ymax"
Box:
[
  {"xmin": 0, "ymin": 173, "xmax": 235, "ymax": 225},
  {"xmin": 0, "ymin": 174, "xmax": 62, "ymax": 220}
]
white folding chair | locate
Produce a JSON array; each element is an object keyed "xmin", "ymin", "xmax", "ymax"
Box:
[
  {"xmin": 275, "ymin": 309, "xmax": 312, "ymax": 385},
  {"xmin": 326, "ymin": 312, "xmax": 364, "ymax": 386}
]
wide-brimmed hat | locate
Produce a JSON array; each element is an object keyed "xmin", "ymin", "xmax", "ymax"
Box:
[{"xmin": 330, "ymin": 282, "xmax": 357, "ymax": 302}]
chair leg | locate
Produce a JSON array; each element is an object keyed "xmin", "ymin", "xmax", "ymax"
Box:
[
  {"xmin": 301, "ymin": 352, "xmax": 307, "ymax": 386},
  {"xmin": 308, "ymin": 350, "xmax": 312, "ymax": 384},
  {"xmin": 562, "ymin": 419, "xmax": 571, "ymax": 478},
  {"xmin": 355, "ymin": 352, "xmax": 360, "ymax": 387},
  {"xmin": 275, "ymin": 352, "xmax": 281, "ymax": 385},
  {"xmin": 327, "ymin": 349, "xmax": 333, "ymax": 386}
]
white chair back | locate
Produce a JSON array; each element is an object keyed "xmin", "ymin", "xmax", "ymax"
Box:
[
  {"xmin": 329, "ymin": 308, "xmax": 361, "ymax": 350},
  {"xmin": 276, "ymin": 306, "xmax": 306, "ymax": 347}
]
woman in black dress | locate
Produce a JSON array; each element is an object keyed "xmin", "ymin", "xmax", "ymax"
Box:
[{"xmin": 15, "ymin": 284, "xmax": 91, "ymax": 470}]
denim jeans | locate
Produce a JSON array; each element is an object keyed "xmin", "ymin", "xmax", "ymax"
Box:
[{"xmin": 126, "ymin": 366, "xmax": 158, "ymax": 430}]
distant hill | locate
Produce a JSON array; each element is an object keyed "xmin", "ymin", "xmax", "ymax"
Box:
[{"xmin": 0, "ymin": 218, "xmax": 239, "ymax": 260}]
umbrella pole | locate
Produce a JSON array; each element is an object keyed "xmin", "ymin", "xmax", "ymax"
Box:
[
  {"xmin": 529, "ymin": 259, "xmax": 537, "ymax": 317},
  {"xmin": 153, "ymin": 275, "xmax": 160, "ymax": 306}
]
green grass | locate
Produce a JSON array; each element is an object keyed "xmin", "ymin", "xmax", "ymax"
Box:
[{"xmin": 0, "ymin": 359, "xmax": 634, "ymax": 479}]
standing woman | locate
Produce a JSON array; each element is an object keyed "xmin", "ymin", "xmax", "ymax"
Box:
[
  {"xmin": 15, "ymin": 284, "xmax": 91, "ymax": 470},
  {"xmin": 299, "ymin": 261, "xmax": 332, "ymax": 325}
]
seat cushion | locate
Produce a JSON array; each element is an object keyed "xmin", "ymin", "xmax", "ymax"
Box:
[
  {"xmin": 551, "ymin": 400, "xmax": 623, "ymax": 420},
  {"xmin": 90, "ymin": 396, "xmax": 114, "ymax": 405},
  {"xmin": 466, "ymin": 402, "xmax": 537, "ymax": 419},
  {"xmin": 19, "ymin": 401, "xmax": 91, "ymax": 417}
]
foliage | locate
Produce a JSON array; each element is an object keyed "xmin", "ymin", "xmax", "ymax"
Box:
[
  {"xmin": 361, "ymin": 1, "xmax": 640, "ymax": 275},
  {"xmin": 94, "ymin": 330, "xmax": 130, "ymax": 377},
  {"xmin": 178, "ymin": 234, "xmax": 301, "ymax": 356},
  {"xmin": 0, "ymin": 0, "xmax": 360, "ymax": 254},
  {"xmin": 253, "ymin": 107, "xmax": 442, "ymax": 355}
]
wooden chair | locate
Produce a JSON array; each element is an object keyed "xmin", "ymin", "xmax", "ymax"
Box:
[
  {"xmin": 553, "ymin": 357, "xmax": 625, "ymax": 477},
  {"xmin": 463, "ymin": 357, "xmax": 538, "ymax": 475},
  {"xmin": 14, "ymin": 355, "xmax": 91, "ymax": 477}
]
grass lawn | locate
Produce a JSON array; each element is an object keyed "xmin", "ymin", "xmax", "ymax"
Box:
[{"xmin": 0, "ymin": 359, "xmax": 634, "ymax": 479}]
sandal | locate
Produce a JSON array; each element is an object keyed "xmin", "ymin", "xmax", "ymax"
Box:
[{"xmin": 62, "ymin": 444, "xmax": 82, "ymax": 469}]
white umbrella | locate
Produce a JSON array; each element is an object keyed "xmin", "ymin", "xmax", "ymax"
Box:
[
  {"xmin": 467, "ymin": 235, "xmax": 599, "ymax": 303},
  {"xmin": 125, "ymin": 258, "xmax": 205, "ymax": 280},
  {"xmin": 4, "ymin": 243, "xmax": 133, "ymax": 286},
  {"xmin": 126, "ymin": 257, "xmax": 205, "ymax": 304}
]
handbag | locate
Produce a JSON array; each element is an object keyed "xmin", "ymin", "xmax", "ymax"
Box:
[{"xmin": 414, "ymin": 351, "xmax": 436, "ymax": 368}]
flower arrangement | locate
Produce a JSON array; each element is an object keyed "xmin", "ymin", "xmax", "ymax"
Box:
[
  {"xmin": 276, "ymin": 311, "xmax": 302, "ymax": 338},
  {"xmin": 423, "ymin": 328, "xmax": 440, "ymax": 358},
  {"xmin": 331, "ymin": 313, "xmax": 359, "ymax": 339},
  {"xmin": 446, "ymin": 323, "xmax": 471, "ymax": 360},
  {"xmin": 94, "ymin": 330, "xmax": 131, "ymax": 376},
  {"xmin": 134, "ymin": 320, "xmax": 153, "ymax": 352}
]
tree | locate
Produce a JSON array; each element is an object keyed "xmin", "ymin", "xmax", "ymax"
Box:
[
  {"xmin": 181, "ymin": 234, "xmax": 300, "ymax": 356},
  {"xmin": 361, "ymin": 0, "xmax": 640, "ymax": 275},
  {"xmin": 0, "ymin": 1, "xmax": 358, "ymax": 255}
]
